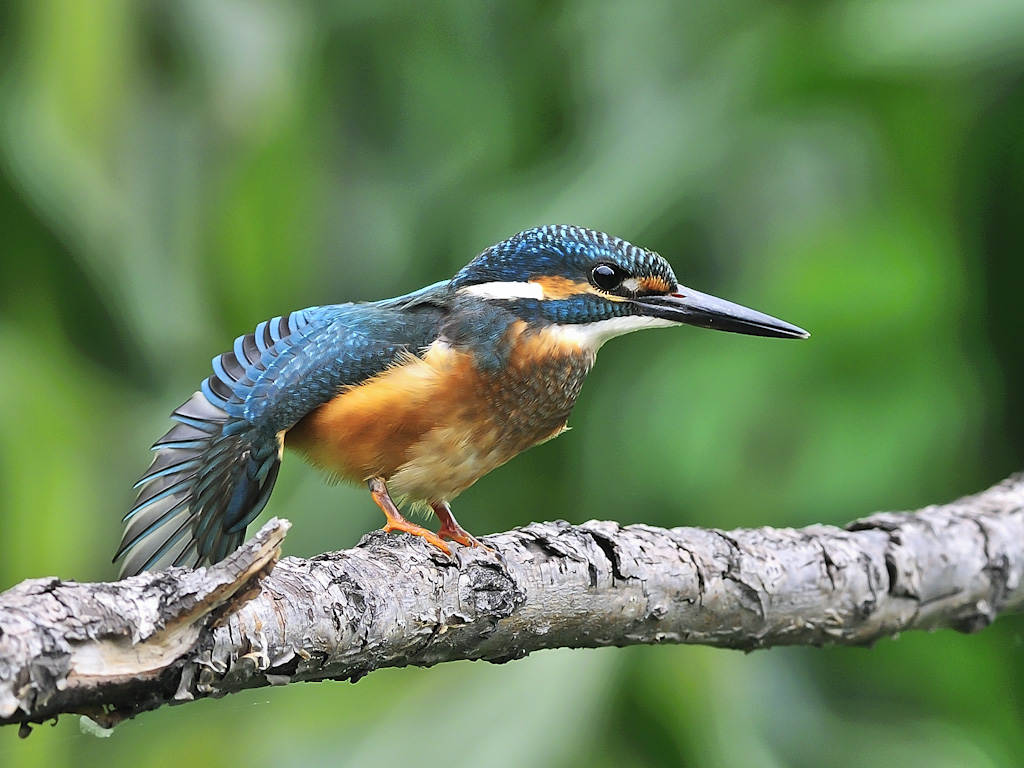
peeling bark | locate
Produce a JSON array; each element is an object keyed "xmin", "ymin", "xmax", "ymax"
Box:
[{"xmin": 2, "ymin": 474, "xmax": 1023, "ymax": 734}]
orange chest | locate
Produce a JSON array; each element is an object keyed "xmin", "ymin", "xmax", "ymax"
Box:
[{"xmin": 286, "ymin": 331, "xmax": 595, "ymax": 498}]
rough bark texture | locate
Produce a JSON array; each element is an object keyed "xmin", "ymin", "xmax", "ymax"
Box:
[{"xmin": 2, "ymin": 474, "xmax": 1023, "ymax": 734}]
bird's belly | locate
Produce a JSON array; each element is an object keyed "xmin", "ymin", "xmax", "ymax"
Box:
[
  {"xmin": 385, "ymin": 423, "xmax": 532, "ymax": 502},
  {"xmin": 286, "ymin": 335, "xmax": 594, "ymax": 502}
]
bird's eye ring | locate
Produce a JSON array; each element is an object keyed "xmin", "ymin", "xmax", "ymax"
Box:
[{"xmin": 591, "ymin": 263, "xmax": 626, "ymax": 291}]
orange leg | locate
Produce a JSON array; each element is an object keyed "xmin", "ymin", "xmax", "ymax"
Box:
[
  {"xmin": 431, "ymin": 500, "xmax": 485, "ymax": 549},
  {"xmin": 369, "ymin": 478, "xmax": 451, "ymax": 555}
]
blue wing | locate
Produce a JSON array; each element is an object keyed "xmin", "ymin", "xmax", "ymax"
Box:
[{"xmin": 115, "ymin": 289, "xmax": 447, "ymax": 577}]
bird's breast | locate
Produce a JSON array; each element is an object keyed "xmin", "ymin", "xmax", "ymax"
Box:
[{"xmin": 287, "ymin": 323, "xmax": 595, "ymax": 502}]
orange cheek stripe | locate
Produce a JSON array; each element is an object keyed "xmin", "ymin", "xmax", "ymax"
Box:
[
  {"xmin": 530, "ymin": 276, "xmax": 593, "ymax": 300},
  {"xmin": 639, "ymin": 276, "xmax": 673, "ymax": 294}
]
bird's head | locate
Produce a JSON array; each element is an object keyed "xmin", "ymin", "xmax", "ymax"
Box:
[{"xmin": 450, "ymin": 225, "xmax": 808, "ymax": 350}]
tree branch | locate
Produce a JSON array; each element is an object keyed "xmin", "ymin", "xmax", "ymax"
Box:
[{"xmin": 3, "ymin": 474, "xmax": 1023, "ymax": 734}]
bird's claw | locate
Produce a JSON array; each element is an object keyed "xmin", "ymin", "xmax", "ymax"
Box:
[{"xmin": 381, "ymin": 520, "xmax": 453, "ymax": 556}]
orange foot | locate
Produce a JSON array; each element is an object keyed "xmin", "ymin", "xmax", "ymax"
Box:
[
  {"xmin": 432, "ymin": 501, "xmax": 490, "ymax": 550},
  {"xmin": 381, "ymin": 516, "xmax": 452, "ymax": 555},
  {"xmin": 369, "ymin": 477, "xmax": 452, "ymax": 555}
]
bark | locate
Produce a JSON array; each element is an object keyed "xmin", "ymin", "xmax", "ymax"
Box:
[{"xmin": 2, "ymin": 474, "xmax": 1023, "ymax": 735}]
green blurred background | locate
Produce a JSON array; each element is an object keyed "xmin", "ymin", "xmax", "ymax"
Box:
[{"xmin": 2, "ymin": 0, "xmax": 1024, "ymax": 765}]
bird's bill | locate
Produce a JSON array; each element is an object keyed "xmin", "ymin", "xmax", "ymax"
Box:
[{"xmin": 634, "ymin": 285, "xmax": 809, "ymax": 339}]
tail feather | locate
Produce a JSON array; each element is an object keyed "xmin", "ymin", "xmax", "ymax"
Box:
[
  {"xmin": 116, "ymin": 309, "xmax": 314, "ymax": 577},
  {"xmin": 134, "ymin": 456, "xmax": 202, "ymax": 487},
  {"xmin": 121, "ymin": 506, "xmax": 197, "ymax": 574},
  {"xmin": 117, "ymin": 496, "xmax": 190, "ymax": 558}
]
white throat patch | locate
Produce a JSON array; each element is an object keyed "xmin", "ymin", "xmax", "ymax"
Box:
[
  {"xmin": 546, "ymin": 315, "xmax": 676, "ymax": 352},
  {"xmin": 458, "ymin": 281, "xmax": 678, "ymax": 351}
]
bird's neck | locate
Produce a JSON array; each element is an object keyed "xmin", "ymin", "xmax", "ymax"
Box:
[{"xmin": 442, "ymin": 295, "xmax": 604, "ymax": 371}]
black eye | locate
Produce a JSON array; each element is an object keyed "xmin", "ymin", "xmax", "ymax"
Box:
[{"xmin": 591, "ymin": 263, "xmax": 626, "ymax": 291}]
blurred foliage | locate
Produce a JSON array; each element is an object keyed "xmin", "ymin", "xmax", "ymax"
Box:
[{"xmin": 2, "ymin": 0, "xmax": 1023, "ymax": 765}]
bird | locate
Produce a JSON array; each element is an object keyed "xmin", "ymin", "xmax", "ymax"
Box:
[{"xmin": 114, "ymin": 225, "xmax": 808, "ymax": 577}]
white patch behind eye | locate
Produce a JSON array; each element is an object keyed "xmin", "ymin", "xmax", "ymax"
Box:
[
  {"xmin": 545, "ymin": 315, "xmax": 676, "ymax": 352},
  {"xmin": 620, "ymin": 277, "xmax": 641, "ymax": 293},
  {"xmin": 459, "ymin": 281, "xmax": 545, "ymax": 300}
]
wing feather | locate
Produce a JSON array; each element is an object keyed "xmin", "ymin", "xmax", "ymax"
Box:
[{"xmin": 116, "ymin": 296, "xmax": 446, "ymax": 577}]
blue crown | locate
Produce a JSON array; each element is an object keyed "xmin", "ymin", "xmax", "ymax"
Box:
[{"xmin": 451, "ymin": 225, "xmax": 678, "ymax": 289}]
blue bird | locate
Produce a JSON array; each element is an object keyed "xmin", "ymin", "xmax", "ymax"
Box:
[{"xmin": 115, "ymin": 225, "xmax": 808, "ymax": 576}]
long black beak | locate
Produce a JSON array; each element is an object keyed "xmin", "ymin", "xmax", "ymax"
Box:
[{"xmin": 634, "ymin": 285, "xmax": 809, "ymax": 339}]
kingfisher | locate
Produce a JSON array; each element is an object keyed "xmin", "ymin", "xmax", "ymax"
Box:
[{"xmin": 115, "ymin": 225, "xmax": 808, "ymax": 577}]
